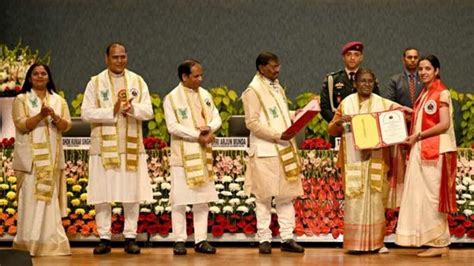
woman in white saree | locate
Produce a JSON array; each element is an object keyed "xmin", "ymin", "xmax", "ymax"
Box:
[{"xmin": 12, "ymin": 63, "xmax": 71, "ymax": 256}]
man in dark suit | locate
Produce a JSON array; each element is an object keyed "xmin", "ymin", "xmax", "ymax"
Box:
[
  {"xmin": 320, "ymin": 41, "xmax": 379, "ymax": 123},
  {"xmin": 384, "ymin": 48, "xmax": 423, "ymax": 108}
]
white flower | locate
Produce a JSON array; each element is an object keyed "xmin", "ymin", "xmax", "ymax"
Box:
[
  {"xmin": 146, "ymin": 199, "xmax": 157, "ymax": 204},
  {"xmin": 245, "ymin": 197, "xmax": 256, "ymax": 204},
  {"xmin": 165, "ymin": 206, "xmax": 172, "ymax": 212},
  {"xmin": 457, "ymin": 199, "xmax": 467, "ymax": 205},
  {"xmin": 185, "ymin": 206, "xmax": 191, "ymax": 212},
  {"xmin": 154, "ymin": 176, "xmax": 165, "ymax": 183},
  {"xmin": 154, "ymin": 206, "xmax": 164, "ymax": 214},
  {"xmin": 165, "ymin": 175, "xmax": 171, "ymax": 182},
  {"xmin": 462, "ymin": 178, "xmax": 470, "ymax": 186},
  {"xmin": 215, "ymin": 184, "xmax": 225, "ymax": 190},
  {"xmin": 161, "ymin": 182, "xmax": 171, "ymax": 190},
  {"xmin": 235, "ymin": 176, "xmax": 245, "ymax": 182},
  {"xmin": 222, "ymin": 175, "xmax": 233, "ymax": 183},
  {"xmin": 209, "ymin": 206, "xmax": 221, "ymax": 214},
  {"xmin": 220, "ymin": 190, "xmax": 232, "ymax": 196},
  {"xmin": 140, "ymin": 208, "xmax": 151, "ymax": 213},
  {"xmin": 159, "ymin": 198, "xmax": 169, "ymax": 204},
  {"xmin": 236, "ymin": 191, "xmax": 246, "ymax": 197},
  {"xmin": 153, "ymin": 191, "xmax": 162, "ymax": 197},
  {"xmin": 463, "ymin": 209, "xmax": 473, "ymax": 216},
  {"xmin": 229, "ymin": 183, "xmax": 241, "ymax": 191},
  {"xmin": 228, "ymin": 198, "xmax": 240, "ymax": 206},
  {"xmin": 112, "ymin": 207, "xmax": 122, "ymax": 215},
  {"xmin": 236, "ymin": 205, "xmax": 249, "ymax": 213},
  {"xmin": 469, "ymin": 185, "xmax": 474, "ymax": 192},
  {"xmin": 469, "ymin": 201, "xmax": 474, "ymax": 206},
  {"xmin": 223, "ymin": 205, "xmax": 233, "ymax": 213},
  {"xmin": 461, "ymin": 194, "xmax": 472, "ymax": 199},
  {"xmin": 216, "ymin": 199, "xmax": 226, "ymax": 205},
  {"xmin": 150, "ymin": 184, "xmax": 158, "ymax": 190},
  {"xmin": 457, "ymin": 184, "xmax": 467, "ymax": 191},
  {"xmin": 271, "ymin": 207, "xmax": 277, "ymax": 214}
]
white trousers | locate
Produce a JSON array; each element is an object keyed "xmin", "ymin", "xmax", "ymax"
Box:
[
  {"xmin": 172, "ymin": 203, "xmax": 209, "ymax": 243},
  {"xmin": 95, "ymin": 202, "xmax": 139, "ymax": 239},
  {"xmin": 256, "ymin": 196, "xmax": 295, "ymax": 243}
]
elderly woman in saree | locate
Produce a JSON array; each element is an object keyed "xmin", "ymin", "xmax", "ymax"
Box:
[{"xmin": 328, "ymin": 68, "xmax": 410, "ymax": 254}]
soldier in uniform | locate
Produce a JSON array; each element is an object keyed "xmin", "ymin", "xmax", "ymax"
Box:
[{"xmin": 320, "ymin": 41, "xmax": 380, "ymax": 124}]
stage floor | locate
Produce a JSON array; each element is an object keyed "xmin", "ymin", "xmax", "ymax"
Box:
[{"xmin": 2, "ymin": 246, "xmax": 473, "ymax": 266}]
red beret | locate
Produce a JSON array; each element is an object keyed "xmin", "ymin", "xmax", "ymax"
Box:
[{"xmin": 341, "ymin": 41, "xmax": 364, "ymax": 55}]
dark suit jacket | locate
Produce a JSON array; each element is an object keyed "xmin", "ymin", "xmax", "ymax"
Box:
[{"xmin": 384, "ymin": 71, "xmax": 423, "ymax": 108}]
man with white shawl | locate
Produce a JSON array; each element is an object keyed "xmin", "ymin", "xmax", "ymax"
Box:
[
  {"xmin": 242, "ymin": 52, "xmax": 305, "ymax": 254},
  {"xmin": 81, "ymin": 43, "xmax": 153, "ymax": 255},
  {"xmin": 163, "ymin": 59, "xmax": 221, "ymax": 255}
]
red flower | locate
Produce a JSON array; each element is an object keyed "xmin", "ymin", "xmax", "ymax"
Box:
[
  {"xmin": 237, "ymin": 219, "xmax": 247, "ymax": 229},
  {"xmin": 146, "ymin": 213, "xmax": 157, "ymax": 222},
  {"xmin": 463, "ymin": 220, "xmax": 473, "ymax": 228},
  {"xmin": 111, "ymin": 221, "xmax": 124, "ymax": 234},
  {"xmin": 466, "ymin": 229, "xmax": 474, "ymax": 239},
  {"xmin": 226, "ymin": 224, "xmax": 238, "ymax": 233},
  {"xmin": 243, "ymin": 224, "xmax": 256, "ymax": 235},
  {"xmin": 160, "ymin": 213, "xmax": 171, "ymax": 223},
  {"xmin": 244, "ymin": 214, "xmax": 255, "ymax": 222},
  {"xmin": 158, "ymin": 224, "xmax": 171, "ymax": 236},
  {"xmin": 331, "ymin": 228, "xmax": 341, "ymax": 239},
  {"xmin": 146, "ymin": 223, "xmax": 159, "ymax": 235},
  {"xmin": 215, "ymin": 214, "xmax": 227, "ymax": 224},
  {"xmin": 453, "ymin": 225, "xmax": 466, "ymax": 238},
  {"xmin": 212, "ymin": 225, "xmax": 224, "ymax": 237}
]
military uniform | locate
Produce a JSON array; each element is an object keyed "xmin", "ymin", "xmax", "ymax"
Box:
[{"xmin": 320, "ymin": 69, "xmax": 381, "ymax": 123}]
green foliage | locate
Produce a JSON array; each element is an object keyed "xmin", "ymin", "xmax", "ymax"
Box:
[
  {"xmin": 70, "ymin": 93, "xmax": 84, "ymax": 117},
  {"xmin": 147, "ymin": 93, "xmax": 169, "ymax": 142},
  {"xmin": 209, "ymin": 86, "xmax": 243, "ymax": 137},
  {"xmin": 451, "ymin": 89, "xmax": 474, "ymax": 147},
  {"xmin": 292, "ymin": 92, "xmax": 328, "ymax": 140}
]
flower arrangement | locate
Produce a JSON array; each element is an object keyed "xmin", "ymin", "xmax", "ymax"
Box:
[
  {"xmin": 143, "ymin": 136, "xmax": 168, "ymax": 150},
  {"xmin": 294, "ymin": 150, "xmax": 344, "ymax": 238},
  {"xmin": 0, "ymin": 148, "xmax": 17, "ymax": 236},
  {"xmin": 0, "ymin": 138, "xmax": 15, "ymax": 150},
  {"xmin": 61, "ymin": 151, "xmax": 98, "ymax": 237},
  {"xmin": 2, "ymin": 143, "xmax": 474, "ymax": 240},
  {"xmin": 0, "ymin": 41, "xmax": 50, "ymax": 97},
  {"xmin": 300, "ymin": 137, "xmax": 332, "ymax": 150}
]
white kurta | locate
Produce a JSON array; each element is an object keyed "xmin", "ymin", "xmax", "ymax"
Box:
[
  {"xmin": 163, "ymin": 83, "xmax": 221, "ymax": 206},
  {"xmin": 81, "ymin": 70, "xmax": 153, "ymax": 204}
]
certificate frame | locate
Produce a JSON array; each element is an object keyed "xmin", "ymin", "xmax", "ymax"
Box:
[{"xmin": 351, "ymin": 110, "xmax": 407, "ymax": 150}]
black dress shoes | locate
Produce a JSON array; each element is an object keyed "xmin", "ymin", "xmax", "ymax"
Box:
[
  {"xmin": 281, "ymin": 239, "xmax": 304, "ymax": 253},
  {"xmin": 173, "ymin": 242, "xmax": 187, "ymax": 255},
  {"xmin": 124, "ymin": 238, "xmax": 140, "ymax": 254},
  {"xmin": 93, "ymin": 239, "xmax": 111, "ymax": 255},
  {"xmin": 194, "ymin": 241, "xmax": 216, "ymax": 254},
  {"xmin": 259, "ymin": 241, "xmax": 272, "ymax": 254}
]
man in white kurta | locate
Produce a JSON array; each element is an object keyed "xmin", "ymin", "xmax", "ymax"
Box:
[
  {"xmin": 242, "ymin": 52, "xmax": 304, "ymax": 254},
  {"xmin": 163, "ymin": 60, "xmax": 221, "ymax": 255},
  {"xmin": 81, "ymin": 43, "xmax": 153, "ymax": 255}
]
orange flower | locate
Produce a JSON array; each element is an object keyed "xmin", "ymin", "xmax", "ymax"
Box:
[
  {"xmin": 69, "ymin": 214, "xmax": 78, "ymax": 220},
  {"xmin": 81, "ymin": 225, "xmax": 91, "ymax": 236},
  {"xmin": 5, "ymin": 217, "xmax": 14, "ymax": 226},
  {"xmin": 0, "ymin": 213, "xmax": 8, "ymax": 221},
  {"xmin": 7, "ymin": 225, "xmax": 16, "ymax": 235},
  {"xmin": 62, "ymin": 219, "xmax": 71, "ymax": 227},
  {"xmin": 0, "ymin": 226, "xmax": 4, "ymax": 235},
  {"xmin": 67, "ymin": 225, "xmax": 77, "ymax": 235},
  {"xmin": 74, "ymin": 220, "xmax": 85, "ymax": 226},
  {"xmin": 82, "ymin": 214, "xmax": 92, "ymax": 220}
]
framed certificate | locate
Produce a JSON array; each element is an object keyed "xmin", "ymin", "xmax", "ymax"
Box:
[{"xmin": 351, "ymin": 110, "xmax": 407, "ymax": 150}]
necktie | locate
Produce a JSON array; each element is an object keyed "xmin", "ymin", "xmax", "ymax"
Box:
[
  {"xmin": 409, "ymin": 74, "xmax": 416, "ymax": 105},
  {"xmin": 349, "ymin": 72, "xmax": 355, "ymax": 83}
]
